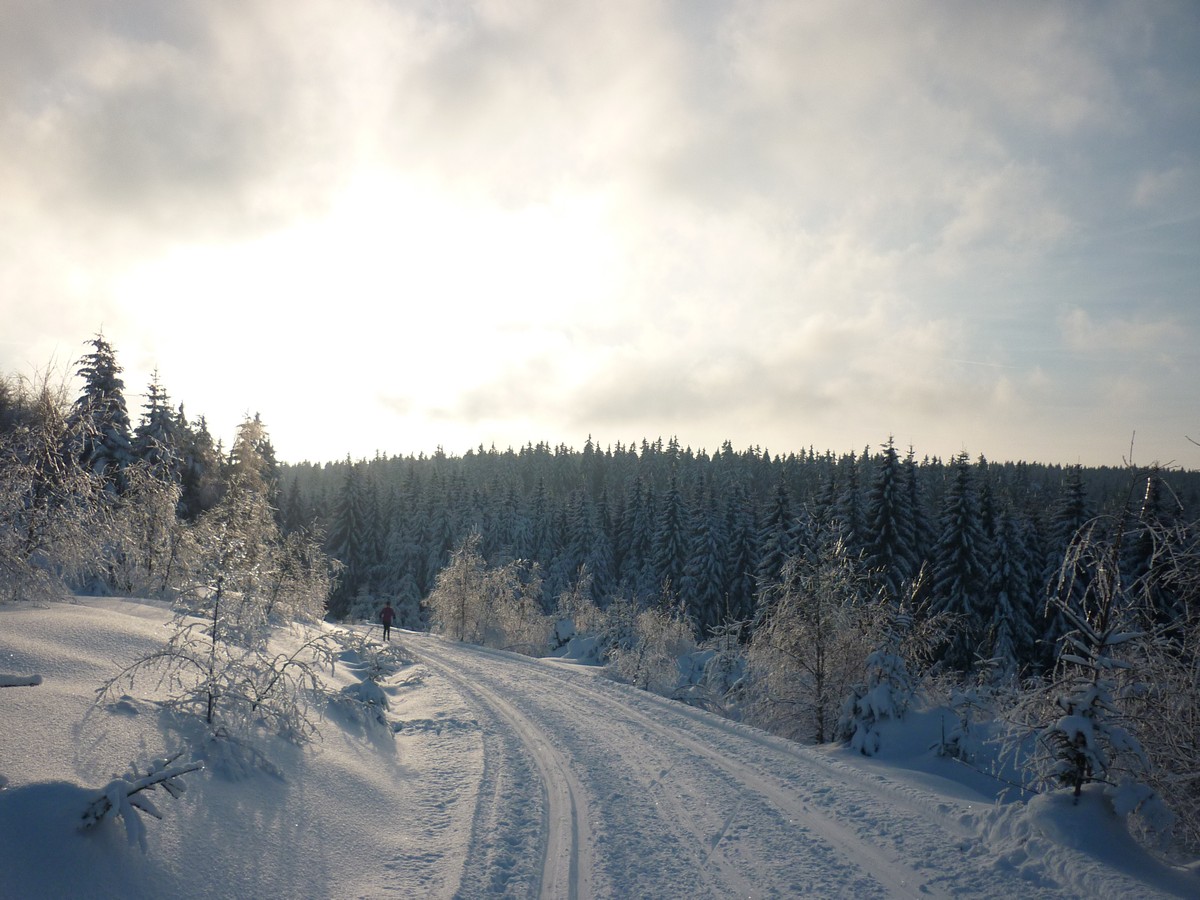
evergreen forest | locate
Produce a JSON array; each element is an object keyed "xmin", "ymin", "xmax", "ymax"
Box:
[{"xmin": 285, "ymin": 432, "xmax": 1200, "ymax": 672}]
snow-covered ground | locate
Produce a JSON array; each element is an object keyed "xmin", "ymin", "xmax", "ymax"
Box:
[{"xmin": 1, "ymin": 597, "xmax": 1196, "ymax": 899}]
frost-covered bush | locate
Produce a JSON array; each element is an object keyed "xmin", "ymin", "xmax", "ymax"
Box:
[
  {"xmin": 677, "ymin": 622, "xmax": 747, "ymax": 716},
  {"xmin": 483, "ymin": 562, "xmax": 548, "ymax": 654},
  {"xmin": 836, "ymin": 588, "xmax": 948, "ymax": 757},
  {"xmin": 97, "ymin": 479, "xmax": 339, "ymax": 751},
  {"xmin": 98, "ymin": 612, "xmax": 337, "ymax": 747},
  {"xmin": 102, "ymin": 463, "xmax": 187, "ymax": 597},
  {"xmin": 606, "ymin": 598, "xmax": 697, "ymax": 695},
  {"xmin": 425, "ymin": 532, "xmax": 489, "ymax": 642},
  {"xmin": 552, "ymin": 567, "xmax": 607, "ymax": 652},
  {"xmin": 931, "ymin": 675, "xmax": 1006, "ymax": 764},
  {"xmin": 744, "ymin": 543, "xmax": 874, "ymax": 743},
  {"xmin": 0, "ymin": 374, "xmax": 106, "ymax": 601},
  {"xmin": 328, "ymin": 632, "xmax": 413, "ymax": 736},
  {"xmin": 1120, "ymin": 618, "xmax": 1200, "ymax": 856},
  {"xmin": 259, "ymin": 528, "xmax": 334, "ymax": 623},
  {"xmin": 426, "ymin": 532, "xmax": 548, "ymax": 653},
  {"xmin": 1005, "ymin": 520, "xmax": 1175, "ymax": 847}
]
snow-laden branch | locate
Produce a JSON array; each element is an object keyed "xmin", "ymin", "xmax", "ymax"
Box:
[{"xmin": 80, "ymin": 751, "xmax": 204, "ymax": 852}]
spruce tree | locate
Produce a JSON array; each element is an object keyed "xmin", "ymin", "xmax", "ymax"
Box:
[
  {"xmin": 1043, "ymin": 465, "xmax": 1094, "ymax": 663},
  {"xmin": 722, "ymin": 481, "xmax": 759, "ymax": 625},
  {"xmin": 1122, "ymin": 467, "xmax": 1184, "ymax": 623},
  {"xmin": 651, "ymin": 471, "xmax": 689, "ymax": 600},
  {"xmin": 986, "ymin": 506, "xmax": 1038, "ymax": 672},
  {"xmin": 930, "ymin": 451, "xmax": 989, "ymax": 669},
  {"xmin": 616, "ymin": 476, "xmax": 656, "ymax": 597},
  {"xmin": 69, "ymin": 333, "xmax": 133, "ymax": 491},
  {"xmin": 585, "ymin": 489, "xmax": 616, "ymax": 602},
  {"xmin": 864, "ymin": 437, "xmax": 919, "ymax": 599},
  {"xmin": 755, "ymin": 477, "xmax": 795, "ymax": 609},
  {"xmin": 326, "ymin": 458, "xmax": 370, "ymax": 618},
  {"xmin": 132, "ymin": 370, "xmax": 180, "ymax": 482},
  {"xmin": 834, "ymin": 448, "xmax": 868, "ymax": 557},
  {"xmin": 681, "ymin": 479, "xmax": 728, "ymax": 635},
  {"xmin": 176, "ymin": 411, "xmax": 222, "ymax": 520}
]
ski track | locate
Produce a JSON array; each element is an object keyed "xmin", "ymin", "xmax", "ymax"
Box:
[
  {"xmin": 420, "ymin": 638, "xmax": 943, "ymax": 899},
  {"xmin": 400, "ymin": 634, "xmax": 1160, "ymax": 899},
  {"xmin": 414, "ymin": 649, "xmax": 596, "ymax": 900}
]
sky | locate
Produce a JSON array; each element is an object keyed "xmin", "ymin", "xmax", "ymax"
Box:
[{"xmin": 2, "ymin": 1, "xmax": 1198, "ymax": 468}]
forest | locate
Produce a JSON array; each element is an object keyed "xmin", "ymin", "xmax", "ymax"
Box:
[
  {"xmin": 3, "ymin": 333, "xmax": 1199, "ymax": 857},
  {"xmin": 283, "ymin": 432, "xmax": 1200, "ymax": 664}
]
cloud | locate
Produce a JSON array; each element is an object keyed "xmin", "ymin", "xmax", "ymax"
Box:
[
  {"xmin": 0, "ymin": 1, "xmax": 1196, "ymax": 467},
  {"xmin": 1059, "ymin": 307, "xmax": 1177, "ymax": 354},
  {"xmin": 934, "ymin": 163, "xmax": 1072, "ymax": 268}
]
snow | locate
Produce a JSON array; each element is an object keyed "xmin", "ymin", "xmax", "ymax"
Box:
[{"xmin": 2, "ymin": 598, "xmax": 1197, "ymax": 899}]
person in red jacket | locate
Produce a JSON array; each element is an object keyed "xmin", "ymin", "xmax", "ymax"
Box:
[{"xmin": 379, "ymin": 602, "xmax": 395, "ymax": 641}]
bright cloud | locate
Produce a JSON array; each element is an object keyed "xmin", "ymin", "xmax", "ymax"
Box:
[{"xmin": 1, "ymin": 0, "xmax": 1198, "ymax": 466}]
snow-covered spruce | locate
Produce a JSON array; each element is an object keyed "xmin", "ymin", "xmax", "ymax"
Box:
[{"xmin": 1009, "ymin": 520, "xmax": 1174, "ymax": 840}]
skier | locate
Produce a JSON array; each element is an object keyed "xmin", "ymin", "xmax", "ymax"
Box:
[{"xmin": 379, "ymin": 602, "xmax": 395, "ymax": 641}]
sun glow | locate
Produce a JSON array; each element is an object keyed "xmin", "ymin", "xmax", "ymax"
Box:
[{"xmin": 113, "ymin": 172, "xmax": 624, "ymax": 458}]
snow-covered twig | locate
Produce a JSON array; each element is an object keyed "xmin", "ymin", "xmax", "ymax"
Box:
[{"xmin": 80, "ymin": 751, "xmax": 203, "ymax": 851}]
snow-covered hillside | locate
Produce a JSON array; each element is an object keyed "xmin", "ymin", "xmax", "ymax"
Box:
[{"xmin": 1, "ymin": 598, "xmax": 1196, "ymax": 898}]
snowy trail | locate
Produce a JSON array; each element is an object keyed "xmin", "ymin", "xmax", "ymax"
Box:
[
  {"xmin": 415, "ymin": 650, "xmax": 595, "ymax": 900},
  {"xmin": 2, "ymin": 602, "xmax": 1193, "ymax": 900},
  {"xmin": 403, "ymin": 634, "xmax": 1061, "ymax": 900}
]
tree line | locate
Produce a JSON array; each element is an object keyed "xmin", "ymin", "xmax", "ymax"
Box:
[
  {"xmin": 282, "ymin": 434, "xmax": 1199, "ymax": 673},
  {"xmin": 5, "ymin": 332, "xmax": 1196, "ymax": 682}
]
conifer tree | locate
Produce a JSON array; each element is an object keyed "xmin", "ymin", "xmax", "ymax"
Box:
[
  {"xmin": 810, "ymin": 456, "xmax": 839, "ymax": 544},
  {"xmin": 864, "ymin": 437, "xmax": 919, "ymax": 599},
  {"xmin": 176, "ymin": 411, "xmax": 223, "ymax": 519},
  {"xmin": 931, "ymin": 451, "xmax": 989, "ymax": 669},
  {"xmin": 69, "ymin": 333, "xmax": 133, "ymax": 491},
  {"xmin": 755, "ymin": 477, "xmax": 795, "ymax": 608},
  {"xmin": 1122, "ymin": 467, "xmax": 1184, "ymax": 622},
  {"xmin": 326, "ymin": 458, "xmax": 371, "ymax": 618},
  {"xmin": 616, "ymin": 476, "xmax": 655, "ymax": 597},
  {"xmin": 583, "ymin": 489, "xmax": 616, "ymax": 602},
  {"xmin": 681, "ymin": 479, "xmax": 728, "ymax": 635},
  {"xmin": 279, "ymin": 475, "xmax": 311, "ymax": 536},
  {"xmin": 651, "ymin": 470, "xmax": 689, "ymax": 599},
  {"xmin": 903, "ymin": 447, "xmax": 933, "ymax": 580},
  {"xmin": 132, "ymin": 370, "xmax": 181, "ymax": 482},
  {"xmin": 377, "ymin": 483, "xmax": 425, "ymax": 624},
  {"xmin": 527, "ymin": 476, "xmax": 559, "ymax": 570},
  {"xmin": 1015, "ymin": 521, "xmax": 1168, "ymax": 830},
  {"xmin": 722, "ymin": 481, "xmax": 759, "ymax": 625},
  {"xmin": 986, "ymin": 506, "xmax": 1038, "ymax": 672},
  {"xmin": 421, "ymin": 471, "xmax": 458, "ymax": 594},
  {"xmin": 833, "ymin": 449, "xmax": 868, "ymax": 557},
  {"xmin": 1043, "ymin": 465, "xmax": 1094, "ymax": 662},
  {"xmin": 227, "ymin": 414, "xmax": 276, "ymax": 496},
  {"xmin": 490, "ymin": 479, "xmax": 525, "ymax": 563}
]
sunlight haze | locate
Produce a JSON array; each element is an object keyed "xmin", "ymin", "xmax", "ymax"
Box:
[{"xmin": 2, "ymin": 1, "xmax": 1197, "ymax": 466}]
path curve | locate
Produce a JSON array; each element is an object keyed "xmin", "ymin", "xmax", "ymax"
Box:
[{"xmin": 405, "ymin": 635, "xmax": 1072, "ymax": 899}]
